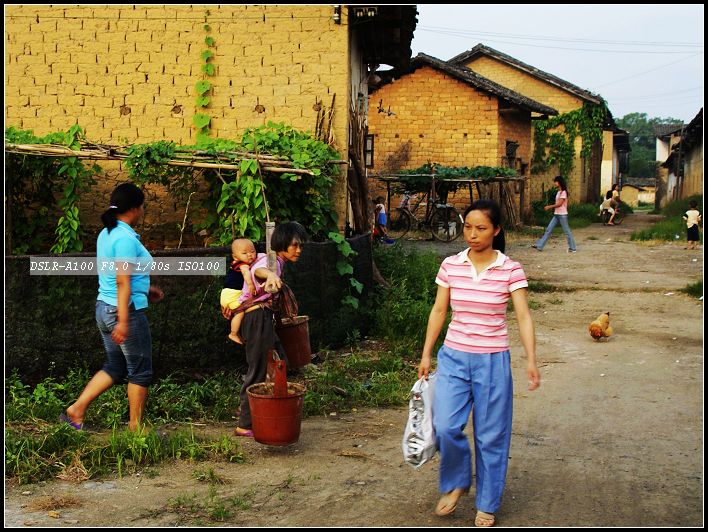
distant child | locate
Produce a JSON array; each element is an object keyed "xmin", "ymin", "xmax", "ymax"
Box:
[
  {"xmin": 373, "ymin": 196, "xmax": 389, "ymax": 240},
  {"xmin": 600, "ymin": 190, "xmax": 617, "ymax": 225},
  {"xmin": 220, "ymin": 238, "xmax": 262, "ymax": 344},
  {"xmin": 683, "ymin": 200, "xmax": 702, "ymax": 250}
]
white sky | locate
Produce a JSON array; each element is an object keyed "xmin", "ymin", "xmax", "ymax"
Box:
[{"xmin": 410, "ymin": 4, "xmax": 704, "ymax": 123}]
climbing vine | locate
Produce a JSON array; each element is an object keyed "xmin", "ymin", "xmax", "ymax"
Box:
[
  {"xmin": 328, "ymin": 231, "xmax": 364, "ymax": 309},
  {"xmin": 5, "ymin": 125, "xmax": 99, "ymax": 254},
  {"xmin": 532, "ymin": 102, "xmax": 607, "ymax": 177},
  {"xmin": 5, "ymin": 122, "xmax": 342, "ymax": 254},
  {"xmin": 201, "ymin": 122, "xmax": 341, "ymax": 245},
  {"xmin": 193, "ymin": 9, "xmax": 217, "ymax": 144}
]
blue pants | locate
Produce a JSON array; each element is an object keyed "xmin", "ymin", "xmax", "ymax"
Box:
[
  {"xmin": 535, "ymin": 214, "xmax": 576, "ymax": 251},
  {"xmin": 433, "ymin": 345, "xmax": 513, "ymax": 514}
]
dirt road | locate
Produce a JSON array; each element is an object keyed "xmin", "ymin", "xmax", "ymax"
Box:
[{"xmin": 5, "ymin": 213, "xmax": 703, "ymax": 527}]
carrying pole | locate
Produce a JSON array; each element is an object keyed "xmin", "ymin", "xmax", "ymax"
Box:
[{"xmin": 265, "ymin": 221, "xmax": 278, "ymax": 293}]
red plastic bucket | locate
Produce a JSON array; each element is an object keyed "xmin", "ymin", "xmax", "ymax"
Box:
[
  {"xmin": 246, "ymin": 381, "xmax": 306, "ymax": 446},
  {"xmin": 276, "ymin": 316, "xmax": 312, "ymax": 369}
]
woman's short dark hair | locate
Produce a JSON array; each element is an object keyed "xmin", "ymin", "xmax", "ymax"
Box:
[
  {"xmin": 463, "ymin": 199, "xmax": 505, "ymax": 253},
  {"xmin": 271, "ymin": 221, "xmax": 309, "ymax": 252},
  {"xmin": 100, "ymin": 182, "xmax": 145, "ymax": 233},
  {"xmin": 606, "ymin": 190, "xmax": 613, "ymax": 200}
]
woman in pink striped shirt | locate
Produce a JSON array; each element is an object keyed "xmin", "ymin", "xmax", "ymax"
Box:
[{"xmin": 418, "ymin": 199, "xmax": 540, "ymax": 527}]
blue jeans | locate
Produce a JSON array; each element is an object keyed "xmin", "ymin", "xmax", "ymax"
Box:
[
  {"xmin": 433, "ymin": 345, "xmax": 513, "ymax": 514},
  {"xmin": 535, "ymin": 214, "xmax": 577, "ymax": 251},
  {"xmin": 95, "ymin": 300, "xmax": 153, "ymax": 386}
]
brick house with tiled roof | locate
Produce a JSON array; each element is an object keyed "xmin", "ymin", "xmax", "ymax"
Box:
[
  {"xmin": 368, "ymin": 53, "xmax": 557, "ymax": 215},
  {"xmin": 658, "ymin": 108, "xmax": 703, "ymax": 203},
  {"xmin": 450, "ymin": 44, "xmax": 628, "ymax": 204}
]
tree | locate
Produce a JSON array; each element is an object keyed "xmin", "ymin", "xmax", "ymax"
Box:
[{"xmin": 616, "ymin": 112, "xmax": 682, "ymax": 178}]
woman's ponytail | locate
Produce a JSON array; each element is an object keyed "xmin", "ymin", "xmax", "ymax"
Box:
[
  {"xmin": 101, "ymin": 206, "xmax": 119, "ymax": 232},
  {"xmin": 102, "ymin": 183, "xmax": 144, "ymax": 233}
]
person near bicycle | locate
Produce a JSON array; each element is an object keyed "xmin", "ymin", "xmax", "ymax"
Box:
[
  {"xmin": 372, "ymin": 196, "xmax": 393, "ymax": 243},
  {"xmin": 600, "ymin": 190, "xmax": 617, "ymax": 225}
]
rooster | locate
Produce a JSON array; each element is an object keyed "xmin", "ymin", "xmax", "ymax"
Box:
[{"xmin": 589, "ymin": 312, "xmax": 613, "ymax": 341}]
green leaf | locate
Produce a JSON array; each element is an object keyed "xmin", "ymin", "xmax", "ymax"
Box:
[
  {"xmin": 336, "ymin": 262, "xmax": 354, "ymax": 276},
  {"xmin": 201, "ymin": 63, "xmax": 216, "ymax": 76},
  {"xmin": 240, "ymin": 159, "xmax": 255, "ymax": 175},
  {"xmin": 205, "ymin": 36, "xmax": 215, "ymax": 47},
  {"xmin": 342, "ymin": 295, "xmax": 359, "ymax": 309},
  {"xmin": 195, "ymin": 95, "xmax": 210, "ymax": 107},
  {"xmin": 338, "ymin": 241, "xmax": 355, "ymax": 257},
  {"xmin": 192, "ymin": 114, "xmax": 211, "ymax": 129},
  {"xmin": 350, "ymin": 278, "xmax": 364, "ymax": 294},
  {"xmin": 195, "ymin": 80, "xmax": 211, "ymax": 95},
  {"xmin": 327, "ymin": 231, "xmax": 345, "ymax": 244},
  {"xmin": 201, "ymin": 50, "xmax": 214, "ymax": 62},
  {"xmin": 196, "ymin": 131, "xmax": 212, "ymax": 145}
]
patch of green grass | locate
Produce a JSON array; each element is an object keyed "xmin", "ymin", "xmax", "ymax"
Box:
[
  {"xmin": 527, "ymin": 300, "xmax": 543, "ymax": 310},
  {"xmin": 527, "ymin": 280, "xmax": 559, "ymax": 293},
  {"xmin": 371, "ymin": 244, "xmax": 443, "ymax": 349},
  {"xmin": 5, "ymin": 424, "xmax": 244, "ymax": 485},
  {"xmin": 163, "ymin": 486, "xmax": 256, "ymax": 524},
  {"xmin": 229, "ymin": 489, "xmax": 256, "ymax": 511},
  {"xmin": 193, "ymin": 467, "xmax": 227, "ymax": 485},
  {"xmin": 680, "ymin": 280, "xmax": 703, "ymax": 299},
  {"xmin": 302, "ymin": 346, "xmax": 417, "ymax": 416},
  {"xmin": 5, "ymin": 368, "xmax": 242, "ymax": 430},
  {"xmin": 633, "ymin": 195, "xmax": 703, "ymax": 242},
  {"xmin": 631, "ymin": 218, "xmax": 688, "ymax": 242}
]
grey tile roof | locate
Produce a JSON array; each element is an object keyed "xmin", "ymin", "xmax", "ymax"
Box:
[
  {"xmin": 379, "ymin": 53, "xmax": 558, "ymax": 115},
  {"xmin": 653, "ymin": 123, "xmax": 685, "ymax": 137},
  {"xmin": 449, "ymin": 44, "xmax": 603, "ymax": 105}
]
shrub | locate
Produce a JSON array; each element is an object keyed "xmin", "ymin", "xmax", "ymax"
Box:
[{"xmin": 631, "ymin": 195, "xmax": 703, "ymax": 242}]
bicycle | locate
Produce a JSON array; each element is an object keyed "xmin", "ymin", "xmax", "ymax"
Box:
[
  {"xmin": 600, "ymin": 204, "xmax": 624, "ymax": 225},
  {"xmin": 387, "ymin": 178, "xmax": 464, "ymax": 242}
]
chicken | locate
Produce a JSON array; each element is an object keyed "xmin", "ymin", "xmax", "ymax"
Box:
[{"xmin": 589, "ymin": 312, "xmax": 613, "ymax": 341}]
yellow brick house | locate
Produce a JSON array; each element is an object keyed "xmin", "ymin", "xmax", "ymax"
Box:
[
  {"xmin": 367, "ymin": 53, "xmax": 557, "ymax": 215},
  {"xmin": 4, "ymin": 5, "xmax": 417, "ymax": 239},
  {"xmin": 659, "ymin": 108, "xmax": 703, "ymax": 203},
  {"xmin": 450, "ymin": 44, "xmax": 628, "ymax": 205}
]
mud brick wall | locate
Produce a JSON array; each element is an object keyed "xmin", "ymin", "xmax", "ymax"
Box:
[
  {"xmin": 5, "ymin": 235, "xmax": 373, "ymax": 383},
  {"xmin": 369, "ymin": 66, "xmax": 502, "ymax": 173},
  {"xmin": 4, "ymin": 5, "xmax": 350, "ymax": 232}
]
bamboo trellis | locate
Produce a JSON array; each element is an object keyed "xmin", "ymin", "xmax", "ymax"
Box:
[{"xmin": 4, "ymin": 142, "xmax": 348, "ymax": 174}]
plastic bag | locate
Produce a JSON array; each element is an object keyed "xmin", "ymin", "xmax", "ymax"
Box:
[{"xmin": 402, "ymin": 373, "xmax": 437, "ymax": 469}]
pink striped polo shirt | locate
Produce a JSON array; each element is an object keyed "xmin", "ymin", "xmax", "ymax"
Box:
[{"xmin": 436, "ymin": 249, "xmax": 528, "ymax": 354}]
